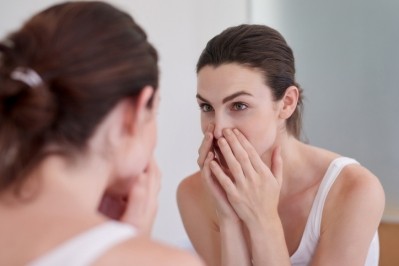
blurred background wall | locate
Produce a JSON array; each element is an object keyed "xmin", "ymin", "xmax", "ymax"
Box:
[{"xmin": 251, "ymin": 0, "xmax": 399, "ymax": 222}]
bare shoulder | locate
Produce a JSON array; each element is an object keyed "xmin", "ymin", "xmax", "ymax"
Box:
[
  {"xmin": 177, "ymin": 171, "xmax": 215, "ymax": 220},
  {"xmin": 324, "ymin": 161, "xmax": 385, "ymax": 229},
  {"xmin": 312, "ymin": 160, "xmax": 385, "ymax": 264},
  {"xmin": 334, "ymin": 162, "xmax": 384, "ymax": 205},
  {"xmin": 94, "ymin": 236, "xmax": 204, "ymax": 266},
  {"xmin": 177, "ymin": 171, "xmax": 203, "ymax": 202},
  {"xmin": 176, "ymin": 171, "xmax": 220, "ymax": 265}
]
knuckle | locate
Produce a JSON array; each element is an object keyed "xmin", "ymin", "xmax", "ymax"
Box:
[
  {"xmin": 228, "ymin": 191, "xmax": 240, "ymax": 203},
  {"xmin": 230, "ymin": 161, "xmax": 242, "ymax": 173}
]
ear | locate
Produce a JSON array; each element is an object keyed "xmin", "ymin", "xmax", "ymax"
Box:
[
  {"xmin": 123, "ymin": 86, "xmax": 156, "ymax": 136},
  {"xmin": 279, "ymin": 86, "xmax": 299, "ymax": 119}
]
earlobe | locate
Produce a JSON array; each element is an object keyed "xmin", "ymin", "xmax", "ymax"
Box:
[{"xmin": 279, "ymin": 86, "xmax": 299, "ymax": 119}]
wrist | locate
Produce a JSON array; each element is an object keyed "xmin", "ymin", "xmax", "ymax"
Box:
[
  {"xmin": 247, "ymin": 213, "xmax": 282, "ymax": 238},
  {"xmin": 248, "ymin": 215, "xmax": 290, "ymax": 265},
  {"xmin": 219, "ymin": 216, "xmax": 242, "ymax": 227}
]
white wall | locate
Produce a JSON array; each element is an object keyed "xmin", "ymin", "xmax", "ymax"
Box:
[
  {"xmin": 0, "ymin": 0, "xmax": 248, "ymax": 246},
  {"xmin": 251, "ymin": 0, "xmax": 399, "ymax": 221}
]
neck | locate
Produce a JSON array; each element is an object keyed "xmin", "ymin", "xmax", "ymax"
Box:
[
  {"xmin": 261, "ymin": 134, "xmax": 318, "ymax": 197},
  {"xmin": 277, "ymin": 135, "xmax": 339, "ymax": 199},
  {"xmin": 1, "ymin": 152, "xmax": 111, "ymax": 216}
]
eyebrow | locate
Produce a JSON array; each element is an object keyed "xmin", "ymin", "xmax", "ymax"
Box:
[{"xmin": 196, "ymin": 91, "xmax": 253, "ymax": 104}]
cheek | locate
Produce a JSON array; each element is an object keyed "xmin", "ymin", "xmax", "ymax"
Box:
[
  {"xmin": 200, "ymin": 115, "xmax": 209, "ymax": 134},
  {"xmin": 238, "ymin": 120, "xmax": 277, "ymax": 155}
]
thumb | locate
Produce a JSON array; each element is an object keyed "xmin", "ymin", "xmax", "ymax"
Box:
[
  {"xmin": 120, "ymin": 175, "xmax": 146, "ymax": 225},
  {"xmin": 271, "ymin": 146, "xmax": 283, "ymax": 186}
]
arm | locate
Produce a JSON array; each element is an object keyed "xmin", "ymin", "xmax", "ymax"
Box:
[
  {"xmin": 202, "ymin": 151, "xmax": 252, "ymax": 266},
  {"xmin": 177, "ymin": 177, "xmax": 250, "ymax": 266},
  {"xmin": 310, "ymin": 165, "xmax": 385, "ymax": 266}
]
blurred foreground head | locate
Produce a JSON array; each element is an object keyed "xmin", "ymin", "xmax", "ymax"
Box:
[{"xmin": 0, "ymin": 1, "xmax": 159, "ymax": 194}]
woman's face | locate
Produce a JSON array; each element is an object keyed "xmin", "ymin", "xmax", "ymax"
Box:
[{"xmin": 197, "ymin": 63, "xmax": 283, "ymax": 160}]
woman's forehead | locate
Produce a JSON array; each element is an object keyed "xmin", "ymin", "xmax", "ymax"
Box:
[{"xmin": 197, "ymin": 64, "xmax": 270, "ymax": 100}]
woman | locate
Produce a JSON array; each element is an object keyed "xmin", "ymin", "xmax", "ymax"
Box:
[
  {"xmin": 177, "ymin": 24, "xmax": 385, "ymax": 266},
  {"xmin": 0, "ymin": 2, "xmax": 203, "ymax": 265}
]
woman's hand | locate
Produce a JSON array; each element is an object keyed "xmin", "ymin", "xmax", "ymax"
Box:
[
  {"xmin": 209, "ymin": 128, "xmax": 283, "ymax": 227},
  {"xmin": 197, "ymin": 125, "xmax": 252, "ymax": 266},
  {"xmin": 198, "ymin": 124, "xmax": 239, "ymax": 222},
  {"xmin": 99, "ymin": 158, "xmax": 161, "ymax": 236}
]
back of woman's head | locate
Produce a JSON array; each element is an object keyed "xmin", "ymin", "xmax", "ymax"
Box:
[
  {"xmin": 197, "ymin": 24, "xmax": 303, "ymax": 139},
  {"xmin": 0, "ymin": 1, "xmax": 158, "ymax": 194}
]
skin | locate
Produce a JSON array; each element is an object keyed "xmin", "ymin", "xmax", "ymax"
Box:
[
  {"xmin": 0, "ymin": 87, "xmax": 204, "ymax": 266},
  {"xmin": 177, "ymin": 63, "xmax": 385, "ymax": 266}
]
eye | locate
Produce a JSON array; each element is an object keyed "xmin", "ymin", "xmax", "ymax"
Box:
[
  {"xmin": 199, "ymin": 103, "xmax": 214, "ymax": 112},
  {"xmin": 232, "ymin": 102, "xmax": 248, "ymax": 111}
]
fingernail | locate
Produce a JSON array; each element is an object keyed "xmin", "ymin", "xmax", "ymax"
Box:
[{"xmin": 218, "ymin": 138, "xmax": 227, "ymax": 145}]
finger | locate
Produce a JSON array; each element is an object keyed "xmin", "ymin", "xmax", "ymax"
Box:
[
  {"xmin": 271, "ymin": 146, "xmax": 283, "ymax": 185},
  {"xmin": 217, "ymin": 137, "xmax": 246, "ymax": 186},
  {"xmin": 202, "ymin": 152, "xmax": 216, "ymax": 191},
  {"xmin": 197, "ymin": 124, "xmax": 214, "ymax": 167},
  {"xmin": 121, "ymin": 161, "xmax": 156, "ymax": 226},
  {"xmin": 202, "ymin": 153, "xmax": 237, "ymax": 217},
  {"xmin": 209, "ymin": 159, "xmax": 237, "ymax": 197},
  {"xmin": 120, "ymin": 180, "xmax": 146, "ymax": 225},
  {"xmin": 222, "ymin": 128, "xmax": 256, "ymax": 182},
  {"xmin": 139, "ymin": 158, "xmax": 161, "ymax": 233},
  {"xmin": 146, "ymin": 158, "xmax": 161, "ymax": 196},
  {"xmin": 233, "ymin": 128, "xmax": 270, "ymax": 175},
  {"xmin": 202, "ymin": 152, "xmax": 228, "ymax": 198},
  {"xmin": 145, "ymin": 164, "xmax": 160, "ymax": 234},
  {"xmin": 149, "ymin": 160, "xmax": 161, "ymax": 217}
]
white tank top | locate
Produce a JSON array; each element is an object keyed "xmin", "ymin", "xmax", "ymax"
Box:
[
  {"xmin": 28, "ymin": 221, "xmax": 137, "ymax": 266},
  {"xmin": 290, "ymin": 157, "xmax": 379, "ymax": 266}
]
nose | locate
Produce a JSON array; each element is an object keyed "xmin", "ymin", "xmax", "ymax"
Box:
[{"xmin": 213, "ymin": 114, "xmax": 232, "ymax": 139}]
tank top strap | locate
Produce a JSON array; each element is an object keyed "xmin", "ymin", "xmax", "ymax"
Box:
[
  {"xmin": 29, "ymin": 221, "xmax": 137, "ymax": 266},
  {"xmin": 310, "ymin": 157, "xmax": 359, "ymax": 237},
  {"xmin": 291, "ymin": 157, "xmax": 359, "ymax": 264}
]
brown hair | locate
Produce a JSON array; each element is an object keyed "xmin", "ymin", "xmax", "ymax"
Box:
[
  {"xmin": 0, "ymin": 1, "xmax": 158, "ymax": 194},
  {"xmin": 197, "ymin": 24, "xmax": 303, "ymax": 138}
]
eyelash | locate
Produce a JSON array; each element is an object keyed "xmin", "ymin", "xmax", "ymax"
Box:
[
  {"xmin": 198, "ymin": 103, "xmax": 213, "ymax": 112},
  {"xmin": 198, "ymin": 102, "xmax": 248, "ymax": 112},
  {"xmin": 232, "ymin": 102, "xmax": 248, "ymax": 111}
]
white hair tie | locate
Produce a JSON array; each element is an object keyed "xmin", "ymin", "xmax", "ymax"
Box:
[{"xmin": 11, "ymin": 67, "xmax": 43, "ymax": 88}]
